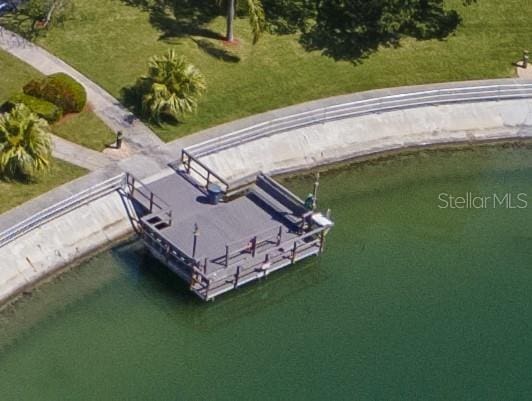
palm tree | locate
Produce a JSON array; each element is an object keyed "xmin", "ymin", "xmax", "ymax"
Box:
[
  {"xmin": 0, "ymin": 104, "xmax": 52, "ymax": 180},
  {"xmin": 225, "ymin": 0, "xmax": 266, "ymax": 44},
  {"xmin": 139, "ymin": 50, "xmax": 207, "ymax": 125}
]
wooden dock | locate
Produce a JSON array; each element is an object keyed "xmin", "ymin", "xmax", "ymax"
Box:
[{"xmin": 126, "ymin": 151, "xmax": 333, "ymax": 301}]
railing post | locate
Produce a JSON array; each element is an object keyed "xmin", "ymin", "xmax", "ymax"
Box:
[
  {"xmin": 185, "ymin": 153, "xmax": 191, "ymax": 174},
  {"xmin": 225, "ymin": 245, "xmax": 229, "ymax": 268},
  {"xmin": 234, "ymin": 265, "xmax": 241, "ymax": 288},
  {"xmin": 130, "ymin": 175, "xmax": 135, "ymax": 198},
  {"xmin": 206, "ymin": 171, "xmax": 211, "ymax": 187},
  {"xmin": 204, "ymin": 257, "xmax": 208, "ymax": 274},
  {"xmin": 277, "ymin": 226, "xmax": 282, "ymax": 245},
  {"xmin": 149, "ymin": 192, "xmax": 154, "ymax": 213},
  {"xmin": 291, "ymin": 241, "xmax": 298, "ymax": 263},
  {"xmin": 319, "ymin": 230, "xmax": 325, "ymax": 253},
  {"xmin": 251, "ymin": 236, "xmax": 257, "ymax": 257}
]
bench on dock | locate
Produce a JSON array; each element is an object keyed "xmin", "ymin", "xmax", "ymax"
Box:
[{"xmin": 250, "ymin": 173, "xmax": 312, "ymax": 233}]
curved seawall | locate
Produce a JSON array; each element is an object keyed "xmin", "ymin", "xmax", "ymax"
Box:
[
  {"xmin": 180, "ymin": 79, "xmax": 532, "ymax": 182},
  {"xmin": 2, "ymin": 79, "xmax": 532, "ymax": 305}
]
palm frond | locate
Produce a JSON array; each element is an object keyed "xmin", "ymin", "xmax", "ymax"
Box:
[
  {"xmin": 247, "ymin": 0, "xmax": 265, "ymax": 44},
  {"xmin": 140, "ymin": 50, "xmax": 207, "ymax": 124},
  {"xmin": 0, "ymin": 104, "xmax": 52, "ymax": 180}
]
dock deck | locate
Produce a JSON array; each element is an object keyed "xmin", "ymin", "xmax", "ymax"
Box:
[{"xmin": 127, "ymin": 154, "xmax": 333, "ymax": 301}]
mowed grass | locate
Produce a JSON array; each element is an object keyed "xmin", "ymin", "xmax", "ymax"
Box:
[
  {"xmin": 0, "ymin": 50, "xmax": 114, "ymax": 151},
  {"xmin": 0, "ymin": 50, "xmax": 41, "ymax": 103},
  {"xmin": 0, "ymin": 159, "xmax": 87, "ymax": 214},
  {"xmin": 52, "ymin": 109, "xmax": 116, "ymax": 151},
  {"xmin": 30, "ymin": 0, "xmax": 530, "ymax": 141}
]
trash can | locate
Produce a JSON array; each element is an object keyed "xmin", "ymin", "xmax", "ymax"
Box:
[{"xmin": 207, "ymin": 183, "xmax": 223, "ymax": 205}]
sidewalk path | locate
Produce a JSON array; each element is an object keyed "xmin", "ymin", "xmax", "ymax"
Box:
[
  {"xmin": 52, "ymin": 134, "xmax": 114, "ymax": 171},
  {"xmin": 517, "ymin": 63, "xmax": 532, "ymax": 79},
  {"xmin": 0, "ymin": 27, "xmax": 164, "ymax": 155}
]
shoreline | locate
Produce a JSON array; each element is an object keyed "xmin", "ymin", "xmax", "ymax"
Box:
[
  {"xmin": 2, "ymin": 79, "xmax": 532, "ymax": 307},
  {"xmin": 2, "ymin": 138, "xmax": 531, "ymax": 310}
]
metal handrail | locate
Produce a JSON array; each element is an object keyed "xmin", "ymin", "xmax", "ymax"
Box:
[
  {"xmin": 125, "ymin": 173, "xmax": 170, "ymax": 213},
  {"xmin": 181, "ymin": 149, "xmax": 230, "ymax": 191},
  {"xmin": 185, "ymin": 83, "xmax": 532, "ymax": 159},
  {"xmin": 0, "ymin": 174, "xmax": 126, "ymax": 248},
  {"xmin": 225, "ymin": 224, "xmax": 283, "ymax": 258}
]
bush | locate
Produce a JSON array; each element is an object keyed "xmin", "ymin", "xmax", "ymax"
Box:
[
  {"xmin": 23, "ymin": 73, "xmax": 87, "ymax": 113},
  {"xmin": 3, "ymin": 93, "xmax": 63, "ymax": 123}
]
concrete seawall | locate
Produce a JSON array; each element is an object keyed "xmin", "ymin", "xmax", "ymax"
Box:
[
  {"xmin": 0, "ymin": 192, "xmax": 132, "ymax": 305},
  {"xmin": 3, "ymin": 79, "xmax": 532, "ymax": 305}
]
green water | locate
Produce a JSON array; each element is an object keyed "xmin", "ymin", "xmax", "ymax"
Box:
[{"xmin": 2, "ymin": 144, "xmax": 532, "ymax": 401}]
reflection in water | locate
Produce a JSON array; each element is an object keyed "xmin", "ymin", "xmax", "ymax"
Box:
[{"xmin": 1, "ymin": 143, "xmax": 532, "ymax": 401}]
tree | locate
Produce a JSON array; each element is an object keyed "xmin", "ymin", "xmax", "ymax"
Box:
[
  {"xmin": 224, "ymin": 0, "xmax": 266, "ymax": 43},
  {"xmin": 0, "ymin": 104, "xmax": 52, "ymax": 180},
  {"xmin": 138, "ymin": 50, "xmax": 207, "ymax": 124}
]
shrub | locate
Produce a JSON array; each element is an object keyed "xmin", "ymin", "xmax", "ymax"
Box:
[
  {"xmin": 23, "ymin": 73, "xmax": 87, "ymax": 113},
  {"xmin": 4, "ymin": 93, "xmax": 63, "ymax": 123}
]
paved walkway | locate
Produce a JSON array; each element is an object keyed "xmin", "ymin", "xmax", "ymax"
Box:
[
  {"xmin": 0, "ymin": 27, "xmax": 165, "ymax": 157},
  {"xmin": 517, "ymin": 62, "xmax": 532, "ymax": 79},
  {"xmin": 51, "ymin": 134, "xmax": 114, "ymax": 171}
]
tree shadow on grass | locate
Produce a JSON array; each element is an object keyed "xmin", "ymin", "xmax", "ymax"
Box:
[
  {"xmin": 299, "ymin": 2, "xmax": 463, "ymax": 63},
  {"xmin": 192, "ymin": 38, "xmax": 240, "ymax": 63},
  {"xmin": 121, "ymin": 0, "xmax": 224, "ymax": 42}
]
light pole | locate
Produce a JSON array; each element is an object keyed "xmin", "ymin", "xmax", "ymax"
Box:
[{"xmin": 312, "ymin": 172, "xmax": 320, "ymax": 210}]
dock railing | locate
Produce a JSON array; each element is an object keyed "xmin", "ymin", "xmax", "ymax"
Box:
[
  {"xmin": 221, "ymin": 225, "xmax": 284, "ymax": 267},
  {"xmin": 204, "ymin": 225, "xmax": 327, "ymax": 298},
  {"xmin": 181, "ymin": 149, "xmax": 230, "ymax": 193},
  {"xmin": 125, "ymin": 173, "xmax": 171, "ymax": 214},
  {"xmin": 0, "ymin": 174, "xmax": 126, "ymax": 248},
  {"xmin": 139, "ymin": 218, "xmax": 210, "ymax": 291}
]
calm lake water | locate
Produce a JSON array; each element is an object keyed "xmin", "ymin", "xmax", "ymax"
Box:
[{"xmin": 1, "ymin": 144, "xmax": 532, "ymax": 400}]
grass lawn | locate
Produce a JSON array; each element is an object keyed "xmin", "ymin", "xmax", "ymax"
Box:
[
  {"xmin": 18, "ymin": 0, "xmax": 529, "ymax": 141},
  {"xmin": 0, "ymin": 50, "xmax": 115, "ymax": 151},
  {"xmin": 52, "ymin": 109, "xmax": 116, "ymax": 151},
  {"xmin": 0, "ymin": 159, "xmax": 87, "ymax": 214},
  {"xmin": 0, "ymin": 50, "xmax": 41, "ymax": 103}
]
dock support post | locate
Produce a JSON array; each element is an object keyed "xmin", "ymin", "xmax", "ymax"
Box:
[
  {"xmin": 277, "ymin": 226, "xmax": 282, "ymax": 246},
  {"xmin": 203, "ymin": 258, "xmax": 208, "ymax": 274},
  {"xmin": 149, "ymin": 192, "xmax": 154, "ymax": 213},
  {"xmin": 319, "ymin": 231, "xmax": 325, "ymax": 253},
  {"xmin": 190, "ymin": 271, "xmax": 196, "ymax": 289},
  {"xmin": 291, "ymin": 241, "xmax": 298, "ymax": 263}
]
